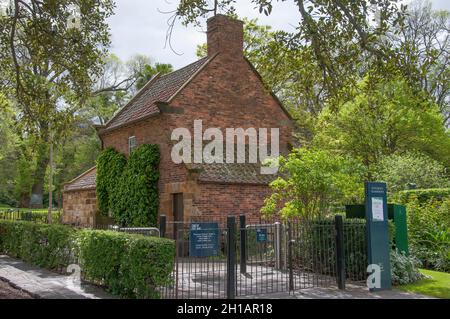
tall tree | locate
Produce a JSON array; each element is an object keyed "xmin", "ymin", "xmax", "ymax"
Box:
[
  {"xmin": 171, "ymin": 0, "xmax": 406, "ymax": 104},
  {"xmin": 0, "ymin": 0, "xmax": 114, "ymax": 209},
  {"xmin": 314, "ymin": 78, "xmax": 450, "ymax": 176},
  {"xmin": 389, "ymin": 0, "xmax": 450, "ymax": 126}
]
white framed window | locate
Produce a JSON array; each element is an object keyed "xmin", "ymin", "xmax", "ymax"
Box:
[{"xmin": 128, "ymin": 136, "xmax": 137, "ymax": 154}]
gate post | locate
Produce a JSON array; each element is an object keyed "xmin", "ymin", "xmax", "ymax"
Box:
[
  {"xmin": 275, "ymin": 222, "xmax": 282, "ymax": 270},
  {"xmin": 335, "ymin": 215, "xmax": 346, "ymax": 290},
  {"xmin": 239, "ymin": 215, "xmax": 246, "ymax": 274},
  {"xmin": 227, "ymin": 216, "xmax": 236, "ymax": 299},
  {"xmin": 159, "ymin": 214, "xmax": 166, "ymax": 238},
  {"xmin": 288, "ymin": 221, "xmax": 294, "ymax": 291}
]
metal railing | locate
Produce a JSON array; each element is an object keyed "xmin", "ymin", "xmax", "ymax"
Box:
[{"xmin": 158, "ymin": 214, "xmax": 368, "ymax": 299}]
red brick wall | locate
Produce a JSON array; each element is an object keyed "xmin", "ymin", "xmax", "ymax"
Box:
[
  {"xmin": 193, "ymin": 183, "xmax": 272, "ymax": 226},
  {"xmin": 101, "ymin": 114, "xmax": 188, "ymax": 187},
  {"xmin": 169, "ymin": 54, "xmax": 293, "ymax": 153},
  {"xmin": 97, "ymin": 16, "xmax": 293, "ymax": 225}
]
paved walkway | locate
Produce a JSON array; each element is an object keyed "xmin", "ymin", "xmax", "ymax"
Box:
[
  {"xmin": 240, "ymin": 284, "xmax": 434, "ymax": 299},
  {"xmin": 0, "ymin": 255, "xmax": 432, "ymax": 299},
  {"xmin": 0, "ymin": 255, "xmax": 114, "ymax": 299}
]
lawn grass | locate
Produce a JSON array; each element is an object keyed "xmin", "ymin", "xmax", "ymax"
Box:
[{"xmin": 399, "ymin": 269, "xmax": 450, "ymax": 299}]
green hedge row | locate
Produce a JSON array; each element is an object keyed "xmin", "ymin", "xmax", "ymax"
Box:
[
  {"xmin": 395, "ymin": 188, "xmax": 450, "ymax": 204},
  {"xmin": 0, "ymin": 220, "xmax": 175, "ymax": 298}
]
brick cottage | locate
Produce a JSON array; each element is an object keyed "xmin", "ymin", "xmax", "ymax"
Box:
[{"xmin": 63, "ymin": 14, "xmax": 294, "ymax": 227}]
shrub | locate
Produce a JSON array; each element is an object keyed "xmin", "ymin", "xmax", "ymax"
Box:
[
  {"xmin": 404, "ymin": 198, "xmax": 450, "ymax": 272},
  {"xmin": 261, "ymin": 148, "xmax": 365, "ymax": 219},
  {"xmin": 395, "ymin": 188, "xmax": 450, "ymax": 204},
  {"xmin": 390, "ymin": 249, "xmax": 424, "ymax": 285},
  {"xmin": 0, "ymin": 220, "xmax": 76, "ymax": 270},
  {"xmin": 0, "ymin": 220, "xmax": 175, "ymax": 298}
]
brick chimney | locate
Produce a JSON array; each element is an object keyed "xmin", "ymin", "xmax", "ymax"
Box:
[{"xmin": 207, "ymin": 14, "xmax": 244, "ymax": 58}]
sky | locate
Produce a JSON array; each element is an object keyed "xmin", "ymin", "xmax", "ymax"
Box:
[{"xmin": 107, "ymin": 0, "xmax": 450, "ymax": 69}]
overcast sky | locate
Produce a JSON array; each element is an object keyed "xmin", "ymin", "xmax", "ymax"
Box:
[{"xmin": 107, "ymin": 0, "xmax": 450, "ymax": 69}]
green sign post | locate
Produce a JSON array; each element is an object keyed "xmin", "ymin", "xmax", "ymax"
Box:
[{"xmin": 365, "ymin": 182, "xmax": 392, "ymax": 291}]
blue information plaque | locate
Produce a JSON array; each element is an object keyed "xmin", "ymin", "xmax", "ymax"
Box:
[
  {"xmin": 256, "ymin": 228, "xmax": 267, "ymax": 243},
  {"xmin": 189, "ymin": 222, "xmax": 219, "ymax": 257}
]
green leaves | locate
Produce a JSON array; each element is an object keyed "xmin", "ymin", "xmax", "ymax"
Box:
[
  {"xmin": 0, "ymin": 220, "xmax": 175, "ymax": 298},
  {"xmin": 261, "ymin": 148, "xmax": 365, "ymax": 220},
  {"xmin": 314, "ymin": 78, "xmax": 450, "ymax": 174},
  {"xmin": 96, "ymin": 145, "xmax": 160, "ymax": 227},
  {"xmin": 96, "ymin": 147, "xmax": 127, "ymax": 216}
]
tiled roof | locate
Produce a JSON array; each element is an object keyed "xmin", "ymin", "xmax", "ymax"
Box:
[
  {"xmin": 191, "ymin": 162, "xmax": 276, "ymax": 185},
  {"xmin": 104, "ymin": 57, "xmax": 210, "ymax": 130},
  {"xmin": 64, "ymin": 167, "xmax": 96, "ymax": 192}
]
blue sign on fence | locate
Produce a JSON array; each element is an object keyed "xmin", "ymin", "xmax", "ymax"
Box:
[
  {"xmin": 256, "ymin": 228, "xmax": 267, "ymax": 243},
  {"xmin": 189, "ymin": 222, "xmax": 219, "ymax": 257}
]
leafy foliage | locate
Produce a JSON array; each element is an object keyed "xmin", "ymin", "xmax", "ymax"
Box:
[
  {"xmin": 96, "ymin": 148, "xmax": 127, "ymax": 216},
  {"xmin": 135, "ymin": 63, "xmax": 173, "ymax": 90},
  {"xmin": 0, "ymin": 220, "xmax": 76, "ymax": 270},
  {"xmin": 261, "ymin": 148, "xmax": 365, "ymax": 219},
  {"xmin": 395, "ymin": 188, "xmax": 450, "ymax": 205},
  {"xmin": 114, "ymin": 144, "xmax": 160, "ymax": 227},
  {"xmin": 314, "ymin": 78, "xmax": 450, "ymax": 174},
  {"xmin": 403, "ymin": 198, "xmax": 450, "ymax": 272},
  {"xmin": 390, "ymin": 249, "xmax": 424, "ymax": 285},
  {"xmin": 96, "ymin": 145, "xmax": 160, "ymax": 227},
  {"xmin": 0, "ymin": 220, "xmax": 175, "ymax": 299},
  {"xmin": 374, "ymin": 152, "xmax": 450, "ymax": 194}
]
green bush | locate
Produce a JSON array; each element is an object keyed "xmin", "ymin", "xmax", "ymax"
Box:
[
  {"xmin": 0, "ymin": 220, "xmax": 175, "ymax": 298},
  {"xmin": 0, "ymin": 220, "xmax": 76, "ymax": 270},
  {"xmin": 405, "ymin": 199, "xmax": 450, "ymax": 272},
  {"xmin": 374, "ymin": 152, "xmax": 449, "ymax": 194},
  {"xmin": 396, "ymin": 188, "xmax": 450, "ymax": 204},
  {"xmin": 78, "ymin": 229, "xmax": 174, "ymax": 298},
  {"xmin": 96, "ymin": 145, "xmax": 160, "ymax": 227},
  {"xmin": 390, "ymin": 249, "xmax": 424, "ymax": 285}
]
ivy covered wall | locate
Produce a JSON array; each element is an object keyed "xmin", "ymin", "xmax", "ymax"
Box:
[{"xmin": 96, "ymin": 144, "xmax": 160, "ymax": 227}]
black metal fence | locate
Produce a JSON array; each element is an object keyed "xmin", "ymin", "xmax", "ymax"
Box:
[{"xmin": 159, "ymin": 214, "xmax": 368, "ymax": 299}]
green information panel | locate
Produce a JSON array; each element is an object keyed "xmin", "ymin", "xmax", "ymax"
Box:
[{"xmin": 365, "ymin": 182, "xmax": 392, "ymax": 291}]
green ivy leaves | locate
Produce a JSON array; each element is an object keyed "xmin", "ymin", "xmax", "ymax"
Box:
[{"xmin": 96, "ymin": 145, "xmax": 160, "ymax": 227}]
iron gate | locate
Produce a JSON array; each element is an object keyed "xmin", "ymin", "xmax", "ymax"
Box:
[{"xmin": 159, "ymin": 215, "xmax": 367, "ymax": 299}]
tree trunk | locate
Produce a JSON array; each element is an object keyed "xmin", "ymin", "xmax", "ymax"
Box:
[
  {"xmin": 19, "ymin": 192, "xmax": 30, "ymax": 209},
  {"xmin": 30, "ymin": 143, "xmax": 49, "ymax": 209}
]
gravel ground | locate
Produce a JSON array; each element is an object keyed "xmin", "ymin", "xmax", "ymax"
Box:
[{"xmin": 0, "ymin": 279, "xmax": 33, "ymax": 299}]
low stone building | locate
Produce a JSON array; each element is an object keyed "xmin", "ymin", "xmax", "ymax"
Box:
[
  {"xmin": 63, "ymin": 167, "xmax": 97, "ymax": 226},
  {"xmin": 63, "ymin": 14, "xmax": 294, "ymax": 228}
]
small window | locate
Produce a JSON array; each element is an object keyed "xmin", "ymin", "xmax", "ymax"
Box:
[{"xmin": 128, "ymin": 136, "xmax": 137, "ymax": 154}]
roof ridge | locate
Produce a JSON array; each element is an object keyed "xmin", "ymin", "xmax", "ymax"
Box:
[
  {"xmin": 101, "ymin": 72, "xmax": 162, "ymax": 129},
  {"xmin": 64, "ymin": 166, "xmax": 96, "ymax": 186},
  {"xmin": 158, "ymin": 56, "xmax": 209, "ymax": 79}
]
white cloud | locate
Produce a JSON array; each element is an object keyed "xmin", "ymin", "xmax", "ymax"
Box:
[{"xmin": 108, "ymin": 0, "xmax": 449, "ymax": 68}]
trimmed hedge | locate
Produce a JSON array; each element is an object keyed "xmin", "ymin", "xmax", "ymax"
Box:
[
  {"xmin": 0, "ymin": 220, "xmax": 175, "ymax": 298},
  {"xmin": 0, "ymin": 220, "xmax": 76, "ymax": 270},
  {"xmin": 396, "ymin": 188, "xmax": 450, "ymax": 204}
]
